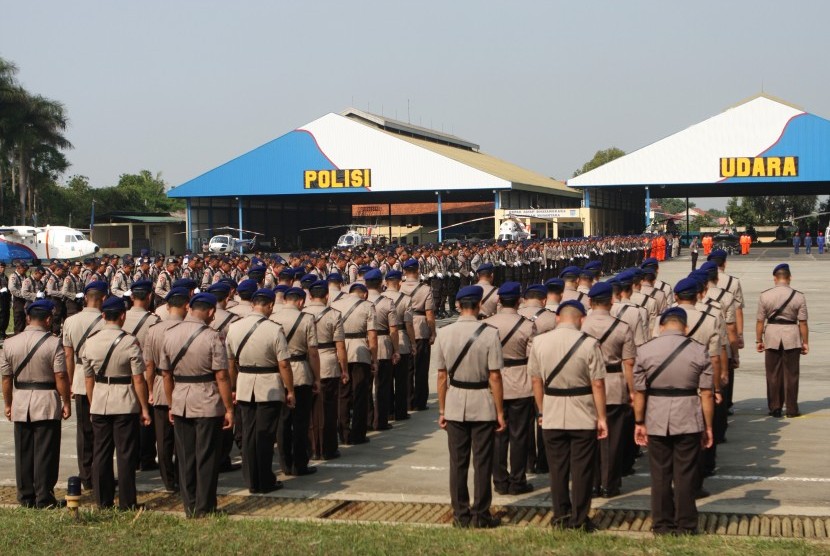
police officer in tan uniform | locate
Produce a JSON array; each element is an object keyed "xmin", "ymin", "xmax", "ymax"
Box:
[
  {"xmin": 304, "ymin": 280, "xmax": 347, "ymax": 460},
  {"xmin": 154, "ymin": 257, "xmax": 177, "ymax": 307},
  {"xmin": 1, "ymin": 300, "xmax": 71, "ymax": 508},
  {"xmin": 62, "ymin": 280, "xmax": 107, "ymax": 490},
  {"xmin": 381, "ymin": 271, "xmax": 416, "ymax": 422},
  {"xmin": 711, "ymin": 248, "xmax": 745, "ymax": 412},
  {"xmin": 544, "ymin": 278, "xmax": 564, "ymax": 314},
  {"xmin": 208, "ymin": 282, "xmax": 240, "ymax": 335},
  {"xmin": 160, "ymin": 292, "xmax": 234, "ymax": 517},
  {"xmin": 271, "ymin": 287, "xmax": 319, "ymax": 476},
  {"xmin": 326, "ymin": 273, "xmax": 347, "ymax": 306},
  {"xmin": 62, "ymin": 262, "xmax": 85, "ymax": 317},
  {"xmin": 365, "ymin": 269, "xmax": 399, "ymax": 431},
  {"xmin": 630, "ymin": 269, "xmax": 659, "ymax": 336},
  {"xmin": 434, "ymin": 285, "xmax": 505, "ymax": 528},
  {"xmin": 581, "ymin": 282, "xmax": 635, "ymax": 499},
  {"xmin": 756, "ymin": 263, "xmax": 808, "ymax": 418},
  {"xmin": 81, "ymin": 296, "xmax": 152, "ymax": 510},
  {"xmin": 228, "ymin": 288, "xmax": 295, "ymax": 492},
  {"xmin": 633, "ymin": 307, "xmax": 714, "ymax": 535},
  {"xmin": 485, "ymin": 282, "xmax": 535, "ymax": 496},
  {"xmin": 229, "ymin": 279, "xmax": 257, "ymax": 318},
  {"xmin": 474, "ymin": 263, "xmax": 499, "ymax": 319},
  {"xmin": 559, "ymin": 266, "xmax": 588, "ymax": 313},
  {"xmin": 518, "ymin": 284, "xmax": 556, "ymax": 334},
  {"xmin": 143, "ymin": 287, "xmax": 190, "ymax": 492},
  {"xmin": 9, "ymin": 261, "xmax": 29, "ymax": 334},
  {"xmin": 529, "ymin": 300, "xmax": 607, "ymax": 531},
  {"xmin": 399, "ymin": 259, "xmax": 435, "ymax": 411}
]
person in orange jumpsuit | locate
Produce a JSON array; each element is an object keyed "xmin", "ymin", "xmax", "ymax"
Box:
[{"xmin": 702, "ymin": 235, "xmax": 712, "ymax": 256}]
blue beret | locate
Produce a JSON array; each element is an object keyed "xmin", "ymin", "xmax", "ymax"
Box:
[
  {"xmin": 707, "ymin": 249, "xmax": 728, "ymax": 262},
  {"xmin": 84, "ymin": 280, "xmax": 108, "ymax": 294},
  {"xmin": 556, "ymin": 299, "xmax": 587, "ymax": 315},
  {"xmin": 773, "ymin": 263, "xmax": 790, "ymax": 275},
  {"xmin": 220, "ymin": 257, "xmax": 231, "ymax": 264},
  {"xmin": 172, "ymin": 278, "xmax": 197, "ymax": 290},
  {"xmin": 606, "ymin": 277, "xmax": 619, "ymax": 286},
  {"xmin": 102, "ymin": 296, "xmax": 126, "ymax": 313},
  {"xmin": 131, "ymin": 279, "xmax": 153, "ymax": 292},
  {"xmin": 559, "ymin": 266, "xmax": 580, "ymax": 278},
  {"xmin": 165, "ymin": 287, "xmax": 190, "ymax": 301},
  {"xmin": 615, "ymin": 270, "xmax": 634, "ymax": 286},
  {"xmin": 251, "ymin": 257, "xmax": 261, "ymax": 266},
  {"xmin": 630, "ymin": 267, "xmax": 644, "ymax": 279},
  {"xmin": 247, "ymin": 264, "xmax": 267, "ymax": 275},
  {"xmin": 274, "ymin": 284, "xmax": 290, "ymax": 294},
  {"xmin": 26, "ymin": 299, "xmax": 55, "ymax": 315},
  {"xmin": 327, "ymin": 272, "xmax": 343, "ymax": 283},
  {"xmin": 674, "ymin": 277, "xmax": 700, "ymax": 295},
  {"xmin": 278, "ymin": 267, "xmax": 294, "ymax": 277},
  {"xmin": 358, "ymin": 265, "xmax": 373, "ymax": 274},
  {"xmin": 497, "ymin": 281, "xmax": 521, "ymax": 299},
  {"xmin": 690, "ymin": 270, "xmax": 710, "ymax": 288},
  {"xmin": 189, "ymin": 292, "xmax": 217, "ymax": 307},
  {"xmin": 207, "ymin": 282, "xmax": 230, "ymax": 294},
  {"xmin": 237, "ymin": 279, "xmax": 258, "ymax": 293},
  {"xmin": 284, "ymin": 287, "xmax": 306, "ymax": 299},
  {"xmin": 699, "ymin": 261, "xmax": 718, "ymax": 275},
  {"xmin": 584, "ymin": 261, "xmax": 602, "ymax": 270},
  {"xmin": 579, "ymin": 268, "xmax": 595, "ymax": 279},
  {"xmin": 385, "ymin": 270, "xmax": 402, "ymax": 281},
  {"xmin": 300, "ymin": 273, "xmax": 318, "ymax": 284},
  {"xmin": 402, "ymin": 259, "xmax": 419, "ymax": 270},
  {"xmin": 588, "ymin": 281, "xmax": 613, "ymax": 299},
  {"xmin": 641, "ymin": 257, "xmax": 659, "ymax": 268},
  {"xmin": 252, "ymin": 288, "xmax": 276, "ymax": 302},
  {"xmin": 456, "ymin": 285, "xmax": 484, "ymax": 301},
  {"xmin": 219, "ymin": 278, "xmax": 238, "ymax": 289},
  {"xmin": 309, "ymin": 280, "xmax": 328, "ymax": 291},
  {"xmin": 544, "ymin": 278, "xmax": 564, "ymax": 290},
  {"xmin": 364, "ymin": 269, "xmax": 382, "ymax": 281},
  {"xmin": 349, "ymin": 283, "xmax": 368, "ymax": 293},
  {"xmin": 524, "ymin": 284, "xmax": 547, "ymax": 297},
  {"xmin": 476, "ymin": 263, "xmax": 494, "ymax": 273},
  {"xmin": 660, "ymin": 307, "xmax": 688, "ymax": 325}
]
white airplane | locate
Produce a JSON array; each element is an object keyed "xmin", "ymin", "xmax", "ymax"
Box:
[{"xmin": 0, "ymin": 225, "xmax": 99, "ymax": 262}]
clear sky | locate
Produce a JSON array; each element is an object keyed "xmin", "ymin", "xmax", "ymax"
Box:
[{"xmin": 3, "ymin": 1, "xmax": 829, "ymax": 210}]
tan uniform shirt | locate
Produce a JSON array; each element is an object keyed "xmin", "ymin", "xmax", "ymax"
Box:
[
  {"xmin": 634, "ymin": 330, "xmax": 713, "ymax": 436},
  {"xmin": 518, "ymin": 304, "xmax": 557, "ymax": 334},
  {"xmin": 561, "ymin": 287, "xmax": 589, "ymax": 313},
  {"xmin": 228, "ymin": 300, "xmax": 253, "ymax": 318},
  {"xmin": 270, "ymin": 306, "xmax": 317, "ymax": 386},
  {"xmin": 227, "ymin": 313, "xmax": 290, "ymax": 402},
  {"xmin": 528, "ymin": 323, "xmax": 605, "ymax": 430},
  {"xmin": 154, "ymin": 303, "xmax": 171, "ymax": 321},
  {"xmin": 757, "ymin": 285, "xmax": 808, "ymax": 350},
  {"xmin": 476, "ymin": 281, "xmax": 499, "ymax": 318},
  {"xmin": 122, "ymin": 307, "xmax": 160, "ymax": 351},
  {"xmin": 717, "ymin": 273, "xmax": 744, "ymax": 309},
  {"xmin": 0, "ymin": 325, "xmax": 65, "ymax": 421},
  {"xmin": 382, "ymin": 289, "xmax": 414, "ymax": 355},
  {"xmin": 212, "ymin": 306, "xmax": 240, "ymax": 335},
  {"xmin": 331, "ymin": 294, "xmax": 376, "ymax": 364},
  {"xmin": 303, "ymin": 300, "xmax": 345, "ymax": 379},
  {"xmin": 485, "ymin": 309, "xmax": 534, "ymax": 400},
  {"xmin": 62, "ymin": 307, "xmax": 105, "ymax": 394},
  {"xmin": 81, "ymin": 324, "xmax": 143, "ymax": 415},
  {"xmin": 630, "ymin": 290, "xmax": 659, "ymax": 333},
  {"xmin": 612, "ymin": 301, "xmax": 647, "ymax": 346},
  {"xmin": 399, "ymin": 280, "xmax": 433, "ymax": 340},
  {"xmin": 368, "ymin": 291, "xmax": 399, "ymax": 361},
  {"xmin": 430, "ymin": 315, "xmax": 502, "ymax": 422},
  {"xmin": 705, "ymin": 286, "xmax": 736, "ymax": 324},
  {"xmin": 143, "ymin": 315, "xmax": 184, "ymax": 406},
  {"xmin": 676, "ymin": 304, "xmax": 721, "ymax": 356},
  {"xmin": 582, "ymin": 309, "xmax": 636, "ymax": 405},
  {"xmin": 640, "ymin": 283, "xmax": 668, "ymax": 314},
  {"xmin": 158, "ymin": 315, "xmax": 228, "ymax": 417}
]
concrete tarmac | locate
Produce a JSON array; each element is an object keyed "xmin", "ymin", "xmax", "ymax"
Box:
[{"xmin": 0, "ymin": 246, "xmax": 828, "ymax": 517}]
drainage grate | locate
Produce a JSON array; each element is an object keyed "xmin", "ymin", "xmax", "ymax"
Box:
[{"xmin": 1, "ymin": 486, "xmax": 827, "ymax": 539}]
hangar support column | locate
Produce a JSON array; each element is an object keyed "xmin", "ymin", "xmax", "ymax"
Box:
[{"xmin": 436, "ymin": 191, "xmax": 443, "ymax": 243}]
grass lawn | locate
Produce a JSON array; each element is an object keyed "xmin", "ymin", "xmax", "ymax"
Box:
[{"xmin": 1, "ymin": 508, "xmax": 827, "ymax": 556}]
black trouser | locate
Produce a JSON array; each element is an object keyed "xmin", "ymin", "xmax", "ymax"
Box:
[
  {"xmin": 339, "ymin": 363, "xmax": 370, "ymax": 444},
  {"xmin": 766, "ymin": 348, "xmax": 801, "ymax": 415},
  {"xmin": 75, "ymin": 394, "xmax": 94, "ymax": 485},
  {"xmin": 412, "ymin": 339, "xmax": 431, "ymax": 410},
  {"xmin": 446, "ymin": 420, "xmax": 495, "ymax": 524},
  {"xmin": 446, "ymin": 277, "xmax": 460, "ymax": 311},
  {"xmin": 14, "ymin": 419, "xmax": 61, "ymax": 508},
  {"xmin": 91, "ymin": 413, "xmax": 139, "ymax": 510},
  {"xmin": 139, "ymin": 408, "xmax": 157, "ymax": 468},
  {"xmin": 0, "ymin": 291, "xmax": 10, "ymax": 337},
  {"xmin": 648, "ymin": 433, "xmax": 701, "ymax": 534},
  {"xmin": 373, "ymin": 359, "xmax": 393, "ymax": 430},
  {"xmin": 543, "ymin": 428, "xmax": 596, "ymax": 528},
  {"xmin": 621, "ymin": 405, "xmax": 637, "ymax": 474},
  {"xmin": 174, "ymin": 415, "xmax": 222, "ymax": 518},
  {"xmin": 321, "ymin": 378, "xmax": 340, "ymax": 458},
  {"xmin": 725, "ymin": 362, "xmax": 736, "ymax": 409},
  {"xmin": 154, "ymin": 405, "xmax": 177, "ymax": 490},
  {"xmin": 392, "ymin": 353, "xmax": 411, "ymax": 420},
  {"xmin": 280, "ymin": 385, "xmax": 312, "ymax": 474},
  {"xmin": 533, "ymin": 420, "xmax": 548, "ymax": 473},
  {"xmin": 493, "ymin": 397, "xmax": 533, "ymax": 491},
  {"xmin": 597, "ymin": 404, "xmax": 627, "ymax": 492},
  {"xmin": 691, "ymin": 252, "xmax": 699, "ymax": 271},
  {"xmin": 239, "ymin": 400, "xmax": 281, "ymax": 490},
  {"xmin": 12, "ymin": 297, "xmax": 26, "ymax": 334},
  {"xmin": 49, "ymin": 297, "xmax": 64, "ymax": 335},
  {"xmin": 430, "ymin": 278, "xmax": 445, "ymax": 314}
]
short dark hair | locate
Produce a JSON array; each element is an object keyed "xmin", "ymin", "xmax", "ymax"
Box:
[
  {"xmin": 525, "ymin": 290, "xmax": 546, "ymax": 301},
  {"xmin": 239, "ymin": 290, "xmax": 253, "ymax": 301},
  {"xmin": 132, "ymin": 290, "xmax": 149, "ymax": 301},
  {"xmin": 459, "ymin": 299, "xmax": 480, "ymax": 311},
  {"xmin": 86, "ymin": 290, "xmax": 105, "ymax": 302},
  {"xmin": 251, "ymin": 296, "xmax": 272, "ymax": 307},
  {"xmin": 676, "ymin": 291, "xmax": 698, "ymax": 302},
  {"xmin": 284, "ymin": 292, "xmax": 304, "ymax": 302},
  {"xmin": 774, "ymin": 269, "xmax": 791, "ymax": 279},
  {"xmin": 499, "ymin": 297, "xmax": 519, "ymax": 308},
  {"xmin": 365, "ymin": 279, "xmax": 382, "ymax": 290},
  {"xmin": 661, "ymin": 315, "xmax": 686, "ymax": 327},
  {"xmin": 103, "ymin": 309, "xmax": 124, "ymax": 321},
  {"xmin": 309, "ymin": 288, "xmax": 327, "ymax": 300},
  {"xmin": 168, "ymin": 296, "xmax": 189, "ymax": 308},
  {"xmin": 590, "ymin": 296, "xmax": 612, "ymax": 305},
  {"xmin": 190, "ymin": 301, "xmax": 214, "ymax": 312},
  {"xmin": 211, "ymin": 291, "xmax": 229, "ymax": 302},
  {"xmin": 28, "ymin": 308, "xmax": 51, "ymax": 322}
]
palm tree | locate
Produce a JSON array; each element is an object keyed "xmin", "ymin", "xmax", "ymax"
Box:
[{"xmin": 0, "ymin": 57, "xmax": 23, "ymax": 219}]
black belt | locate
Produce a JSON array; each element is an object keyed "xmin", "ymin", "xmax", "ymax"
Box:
[
  {"xmin": 375, "ymin": 329, "xmax": 390, "ymax": 336},
  {"xmin": 413, "ymin": 310, "xmax": 426, "ymax": 316},
  {"xmin": 345, "ymin": 332, "xmax": 367, "ymax": 339},
  {"xmin": 767, "ymin": 318, "xmax": 797, "ymax": 325},
  {"xmin": 288, "ymin": 354, "xmax": 307, "ymax": 362},
  {"xmin": 95, "ymin": 376, "xmax": 132, "ymax": 385},
  {"xmin": 450, "ymin": 378, "xmax": 489, "ymax": 390},
  {"xmin": 647, "ymin": 388, "xmax": 698, "ymax": 397},
  {"xmin": 606, "ymin": 363, "xmax": 623, "ymax": 373},
  {"xmin": 504, "ymin": 358, "xmax": 528, "ymax": 367},
  {"xmin": 544, "ymin": 386, "xmax": 592, "ymax": 397},
  {"xmin": 318, "ymin": 341, "xmax": 336, "ymax": 349},
  {"xmin": 174, "ymin": 374, "xmax": 216, "ymax": 383},
  {"xmin": 14, "ymin": 381, "xmax": 56, "ymax": 391},
  {"xmin": 238, "ymin": 366, "xmax": 279, "ymax": 374}
]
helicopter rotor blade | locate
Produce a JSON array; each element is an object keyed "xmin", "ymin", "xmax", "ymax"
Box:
[{"xmin": 426, "ymin": 216, "xmax": 495, "ymax": 234}]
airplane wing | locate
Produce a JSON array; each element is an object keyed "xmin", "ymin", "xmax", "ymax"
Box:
[{"xmin": 426, "ymin": 216, "xmax": 495, "ymax": 234}]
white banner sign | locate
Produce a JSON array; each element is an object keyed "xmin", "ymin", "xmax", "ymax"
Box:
[{"xmin": 506, "ymin": 208, "xmax": 580, "ymax": 219}]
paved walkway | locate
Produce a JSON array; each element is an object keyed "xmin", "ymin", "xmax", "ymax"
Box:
[{"xmin": 0, "ymin": 247, "xmax": 827, "ymax": 517}]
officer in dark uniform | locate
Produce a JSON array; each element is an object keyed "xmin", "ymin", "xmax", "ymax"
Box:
[
  {"xmin": 0, "ymin": 299, "xmax": 71, "ymax": 507},
  {"xmin": 434, "ymin": 285, "xmax": 506, "ymax": 528},
  {"xmin": 0, "ymin": 261, "xmax": 10, "ymax": 340},
  {"xmin": 633, "ymin": 307, "xmax": 714, "ymax": 535},
  {"xmin": 81, "ymin": 296, "xmax": 152, "ymax": 509}
]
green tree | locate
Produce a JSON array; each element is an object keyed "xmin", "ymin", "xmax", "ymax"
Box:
[
  {"xmin": 690, "ymin": 213, "xmax": 715, "ymax": 231},
  {"xmin": 727, "ymin": 195, "xmax": 818, "ymax": 226},
  {"xmin": 659, "ymin": 198, "xmax": 695, "ymax": 215},
  {"xmin": 573, "ymin": 147, "xmax": 625, "ymax": 177}
]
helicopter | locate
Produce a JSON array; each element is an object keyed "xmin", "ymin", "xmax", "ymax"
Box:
[
  {"xmin": 0, "ymin": 225, "xmax": 99, "ymax": 262},
  {"xmin": 184, "ymin": 226, "xmax": 263, "ymax": 254},
  {"xmin": 428, "ymin": 215, "xmax": 542, "ymax": 242},
  {"xmin": 299, "ymin": 224, "xmax": 388, "ymax": 249}
]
